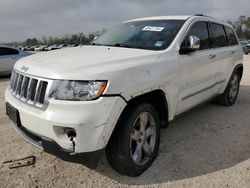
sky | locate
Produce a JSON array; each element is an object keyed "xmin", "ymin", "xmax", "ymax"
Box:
[{"xmin": 0, "ymin": 0, "xmax": 249, "ymax": 42}]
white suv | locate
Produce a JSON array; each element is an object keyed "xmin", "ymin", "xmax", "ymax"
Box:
[{"xmin": 5, "ymin": 15, "xmax": 243, "ymax": 176}]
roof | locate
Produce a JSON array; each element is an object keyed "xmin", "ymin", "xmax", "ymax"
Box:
[{"xmin": 125, "ymin": 15, "xmax": 232, "ymax": 28}]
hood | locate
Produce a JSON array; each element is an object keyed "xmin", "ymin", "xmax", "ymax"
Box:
[{"xmin": 14, "ymin": 45, "xmax": 160, "ymax": 80}]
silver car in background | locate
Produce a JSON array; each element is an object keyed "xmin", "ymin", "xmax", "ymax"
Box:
[{"xmin": 0, "ymin": 45, "xmax": 31, "ymax": 76}]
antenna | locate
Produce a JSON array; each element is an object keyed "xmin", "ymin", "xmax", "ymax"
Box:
[{"xmin": 194, "ymin": 14, "xmax": 205, "ymax": 17}]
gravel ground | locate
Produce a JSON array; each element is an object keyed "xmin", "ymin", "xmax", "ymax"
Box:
[{"xmin": 0, "ymin": 56, "xmax": 250, "ymax": 188}]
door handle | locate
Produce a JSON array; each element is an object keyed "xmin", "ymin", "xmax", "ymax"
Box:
[{"xmin": 208, "ymin": 54, "xmax": 216, "ymax": 59}]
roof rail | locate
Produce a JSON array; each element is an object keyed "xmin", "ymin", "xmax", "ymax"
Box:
[{"xmin": 194, "ymin": 14, "xmax": 221, "ymax": 21}]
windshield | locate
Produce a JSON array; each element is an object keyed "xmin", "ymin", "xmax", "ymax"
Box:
[{"xmin": 92, "ymin": 20, "xmax": 185, "ymax": 50}]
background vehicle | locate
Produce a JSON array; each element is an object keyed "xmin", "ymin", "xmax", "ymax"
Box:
[
  {"xmin": 35, "ymin": 45, "xmax": 49, "ymax": 51},
  {"xmin": 29, "ymin": 45, "xmax": 40, "ymax": 51},
  {"xmin": 0, "ymin": 45, "xmax": 31, "ymax": 75},
  {"xmin": 44, "ymin": 44, "xmax": 68, "ymax": 51},
  {"xmin": 23, "ymin": 46, "xmax": 31, "ymax": 51},
  {"xmin": 69, "ymin": 44, "xmax": 79, "ymax": 47},
  {"xmin": 240, "ymin": 40, "xmax": 250, "ymax": 54},
  {"xmin": 5, "ymin": 15, "xmax": 243, "ymax": 176},
  {"xmin": 55, "ymin": 44, "xmax": 68, "ymax": 49},
  {"xmin": 17, "ymin": 46, "xmax": 24, "ymax": 51}
]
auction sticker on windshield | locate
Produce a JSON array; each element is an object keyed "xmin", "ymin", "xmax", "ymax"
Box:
[
  {"xmin": 142, "ymin": 26, "xmax": 164, "ymax": 32},
  {"xmin": 154, "ymin": 41, "xmax": 164, "ymax": 47}
]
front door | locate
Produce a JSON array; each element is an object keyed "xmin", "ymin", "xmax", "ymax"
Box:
[{"xmin": 177, "ymin": 21, "xmax": 216, "ymax": 114}]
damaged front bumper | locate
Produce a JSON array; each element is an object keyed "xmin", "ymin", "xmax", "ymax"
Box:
[
  {"xmin": 5, "ymin": 87, "xmax": 126, "ymax": 167},
  {"xmin": 10, "ymin": 120, "xmax": 103, "ymax": 168}
]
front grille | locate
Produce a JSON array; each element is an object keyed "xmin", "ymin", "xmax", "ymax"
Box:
[{"xmin": 10, "ymin": 71, "xmax": 50, "ymax": 108}]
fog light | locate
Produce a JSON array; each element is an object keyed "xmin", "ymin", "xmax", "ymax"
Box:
[{"xmin": 53, "ymin": 126, "xmax": 76, "ymax": 139}]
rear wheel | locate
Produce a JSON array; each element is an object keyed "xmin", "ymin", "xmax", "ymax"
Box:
[
  {"xmin": 106, "ymin": 103, "xmax": 160, "ymax": 177},
  {"xmin": 215, "ymin": 70, "xmax": 240, "ymax": 106}
]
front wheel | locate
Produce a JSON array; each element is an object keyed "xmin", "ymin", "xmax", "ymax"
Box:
[
  {"xmin": 215, "ymin": 70, "xmax": 240, "ymax": 106},
  {"xmin": 106, "ymin": 103, "xmax": 160, "ymax": 177}
]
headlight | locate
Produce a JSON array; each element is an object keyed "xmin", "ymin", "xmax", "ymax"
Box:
[{"xmin": 55, "ymin": 81, "xmax": 107, "ymax": 101}]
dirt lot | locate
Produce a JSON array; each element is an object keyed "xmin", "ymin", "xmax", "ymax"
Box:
[{"xmin": 0, "ymin": 56, "xmax": 250, "ymax": 188}]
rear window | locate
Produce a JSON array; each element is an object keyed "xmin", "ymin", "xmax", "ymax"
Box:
[
  {"xmin": 225, "ymin": 27, "xmax": 238, "ymax": 46},
  {"xmin": 0, "ymin": 47, "xmax": 19, "ymax": 56},
  {"xmin": 210, "ymin": 23, "xmax": 227, "ymax": 48}
]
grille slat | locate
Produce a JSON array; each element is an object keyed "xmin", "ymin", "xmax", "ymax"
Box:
[
  {"xmin": 33, "ymin": 80, "xmax": 40, "ymax": 103},
  {"xmin": 27, "ymin": 79, "xmax": 38, "ymax": 102},
  {"xmin": 35, "ymin": 81, "xmax": 48, "ymax": 104},
  {"xmin": 10, "ymin": 72, "xmax": 15, "ymax": 89},
  {"xmin": 10, "ymin": 71, "xmax": 49, "ymax": 108},
  {"xmin": 20, "ymin": 77, "xmax": 30, "ymax": 100},
  {"xmin": 16, "ymin": 75, "xmax": 24, "ymax": 96},
  {"xmin": 19, "ymin": 76, "xmax": 26, "ymax": 97},
  {"xmin": 10, "ymin": 72, "xmax": 16, "ymax": 90},
  {"xmin": 13, "ymin": 73, "xmax": 20, "ymax": 93}
]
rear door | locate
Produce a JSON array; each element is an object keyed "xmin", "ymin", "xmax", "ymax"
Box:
[
  {"xmin": 0, "ymin": 47, "xmax": 19, "ymax": 72},
  {"xmin": 177, "ymin": 21, "xmax": 216, "ymax": 114},
  {"xmin": 208, "ymin": 23, "xmax": 237, "ymax": 94}
]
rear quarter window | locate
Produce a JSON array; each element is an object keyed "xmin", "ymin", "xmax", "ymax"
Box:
[
  {"xmin": 225, "ymin": 27, "xmax": 238, "ymax": 46},
  {"xmin": 210, "ymin": 23, "xmax": 227, "ymax": 48}
]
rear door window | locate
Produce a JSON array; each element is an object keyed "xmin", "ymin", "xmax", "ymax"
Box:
[
  {"xmin": 0, "ymin": 47, "xmax": 19, "ymax": 56},
  {"xmin": 210, "ymin": 23, "xmax": 227, "ymax": 48},
  {"xmin": 225, "ymin": 27, "xmax": 238, "ymax": 46}
]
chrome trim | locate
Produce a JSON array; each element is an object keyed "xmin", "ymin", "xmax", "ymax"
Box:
[
  {"xmin": 9, "ymin": 70, "xmax": 57, "ymax": 110},
  {"xmin": 182, "ymin": 79, "xmax": 226, "ymax": 101},
  {"xmin": 10, "ymin": 121, "xmax": 43, "ymax": 150}
]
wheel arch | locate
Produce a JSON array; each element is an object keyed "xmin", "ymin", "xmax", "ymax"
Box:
[
  {"xmin": 234, "ymin": 64, "xmax": 243, "ymax": 81},
  {"xmin": 114, "ymin": 89, "xmax": 170, "ymax": 133}
]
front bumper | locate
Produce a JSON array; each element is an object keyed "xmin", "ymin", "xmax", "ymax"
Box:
[
  {"xmin": 5, "ymin": 87, "xmax": 126, "ymax": 154},
  {"xmin": 9, "ymin": 120, "xmax": 103, "ymax": 168}
]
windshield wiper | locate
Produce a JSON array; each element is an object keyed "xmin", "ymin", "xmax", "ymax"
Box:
[
  {"xmin": 107, "ymin": 43, "xmax": 132, "ymax": 48},
  {"xmin": 91, "ymin": 42, "xmax": 104, "ymax": 46},
  {"xmin": 91, "ymin": 43, "xmax": 132, "ymax": 48}
]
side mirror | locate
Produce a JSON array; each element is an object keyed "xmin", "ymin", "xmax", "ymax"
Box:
[{"xmin": 180, "ymin": 35, "xmax": 200, "ymax": 54}]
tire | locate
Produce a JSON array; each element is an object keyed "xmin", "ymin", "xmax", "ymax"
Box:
[
  {"xmin": 215, "ymin": 70, "xmax": 240, "ymax": 106},
  {"xmin": 106, "ymin": 103, "xmax": 160, "ymax": 177}
]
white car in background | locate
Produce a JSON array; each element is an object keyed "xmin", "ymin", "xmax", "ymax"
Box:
[
  {"xmin": 45, "ymin": 44, "xmax": 68, "ymax": 51},
  {"xmin": 0, "ymin": 45, "xmax": 31, "ymax": 76},
  {"xmin": 34, "ymin": 45, "xmax": 49, "ymax": 51}
]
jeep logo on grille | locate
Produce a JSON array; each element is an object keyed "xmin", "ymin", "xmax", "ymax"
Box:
[{"xmin": 21, "ymin": 65, "xmax": 29, "ymax": 72}]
